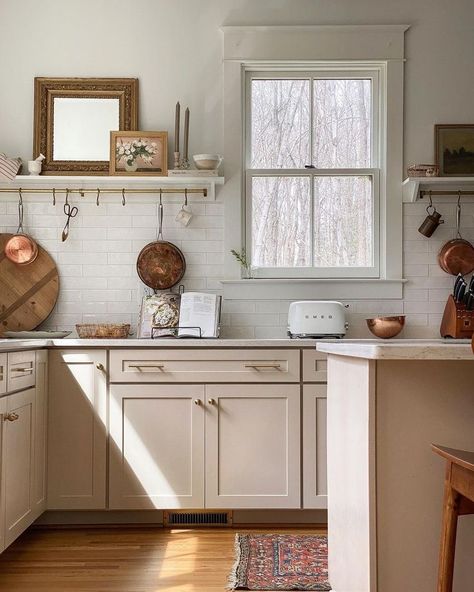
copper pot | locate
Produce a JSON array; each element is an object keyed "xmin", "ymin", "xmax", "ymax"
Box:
[
  {"xmin": 366, "ymin": 316, "xmax": 405, "ymax": 339},
  {"xmin": 4, "ymin": 192, "xmax": 38, "ymax": 265},
  {"xmin": 4, "ymin": 234, "xmax": 38, "ymax": 265},
  {"xmin": 438, "ymin": 198, "xmax": 474, "ymax": 276}
]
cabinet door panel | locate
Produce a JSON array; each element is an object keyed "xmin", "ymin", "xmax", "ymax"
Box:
[
  {"xmin": 47, "ymin": 350, "xmax": 107, "ymax": 509},
  {"xmin": 303, "ymin": 384, "xmax": 328, "ymax": 509},
  {"xmin": 3, "ymin": 388, "xmax": 35, "ymax": 548},
  {"xmin": 33, "ymin": 350, "xmax": 48, "ymax": 518},
  {"xmin": 109, "ymin": 384, "xmax": 205, "ymax": 509},
  {"xmin": 206, "ymin": 384, "xmax": 300, "ymax": 509}
]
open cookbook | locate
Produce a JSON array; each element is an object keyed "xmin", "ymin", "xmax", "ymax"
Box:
[{"xmin": 137, "ymin": 292, "xmax": 221, "ymax": 339}]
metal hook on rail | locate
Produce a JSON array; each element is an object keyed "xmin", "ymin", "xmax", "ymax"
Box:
[
  {"xmin": 122, "ymin": 188, "xmax": 126, "ymax": 207},
  {"xmin": 184, "ymin": 187, "xmax": 188, "ymax": 207},
  {"xmin": 96, "ymin": 188, "xmax": 100, "ymax": 207},
  {"xmin": 52, "ymin": 187, "xmax": 56, "ymax": 206},
  {"xmin": 65, "ymin": 189, "xmax": 69, "ymax": 206},
  {"xmin": 426, "ymin": 190, "xmax": 434, "ymax": 215}
]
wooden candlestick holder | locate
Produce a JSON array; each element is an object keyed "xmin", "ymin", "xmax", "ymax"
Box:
[{"xmin": 440, "ymin": 294, "xmax": 474, "ymax": 338}]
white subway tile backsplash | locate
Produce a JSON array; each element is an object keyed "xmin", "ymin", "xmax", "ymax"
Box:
[
  {"xmin": 223, "ymin": 301, "xmax": 256, "ymax": 313},
  {"xmin": 230, "ymin": 313, "xmax": 279, "ymax": 327},
  {"xmin": 1, "ymin": 196, "xmax": 457, "ymax": 338},
  {"xmin": 404, "ymin": 264, "xmax": 429, "ymax": 277},
  {"xmin": 181, "ymin": 240, "xmax": 222, "ymax": 252},
  {"xmin": 404, "ymin": 301, "xmax": 445, "ymax": 314},
  {"xmin": 61, "ymin": 277, "xmax": 108, "ymax": 290},
  {"xmin": 83, "ymin": 215, "xmax": 131, "ymax": 227},
  {"xmin": 83, "ymin": 264, "xmax": 132, "ymax": 277},
  {"xmin": 403, "ymin": 288, "xmax": 429, "ymax": 302}
]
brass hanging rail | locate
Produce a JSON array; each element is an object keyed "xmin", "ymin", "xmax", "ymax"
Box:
[
  {"xmin": 419, "ymin": 190, "xmax": 474, "ymax": 198},
  {"xmin": 0, "ymin": 186, "xmax": 207, "ymax": 197}
]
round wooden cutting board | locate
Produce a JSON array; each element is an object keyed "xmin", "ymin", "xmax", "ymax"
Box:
[{"xmin": 0, "ymin": 234, "xmax": 59, "ymax": 335}]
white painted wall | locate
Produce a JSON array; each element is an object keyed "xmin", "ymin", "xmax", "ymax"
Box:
[{"xmin": 0, "ymin": 0, "xmax": 473, "ymax": 338}]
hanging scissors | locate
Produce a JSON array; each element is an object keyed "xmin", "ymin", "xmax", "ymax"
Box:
[{"xmin": 62, "ymin": 200, "xmax": 78, "ymax": 242}]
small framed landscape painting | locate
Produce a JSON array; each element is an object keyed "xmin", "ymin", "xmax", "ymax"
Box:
[
  {"xmin": 435, "ymin": 124, "xmax": 474, "ymax": 176},
  {"xmin": 110, "ymin": 131, "xmax": 168, "ymax": 176}
]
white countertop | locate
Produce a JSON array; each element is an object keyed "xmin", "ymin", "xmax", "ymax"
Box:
[
  {"xmin": 317, "ymin": 339, "xmax": 474, "ymax": 360},
  {"xmin": 0, "ymin": 338, "xmax": 319, "ymax": 352}
]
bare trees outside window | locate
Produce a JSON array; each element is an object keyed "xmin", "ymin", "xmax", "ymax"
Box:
[{"xmin": 247, "ymin": 71, "xmax": 378, "ymax": 276}]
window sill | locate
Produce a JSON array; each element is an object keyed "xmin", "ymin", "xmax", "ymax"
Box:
[{"xmin": 221, "ymin": 278, "xmax": 406, "ymax": 300}]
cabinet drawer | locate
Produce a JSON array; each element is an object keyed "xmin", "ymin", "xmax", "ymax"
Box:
[
  {"xmin": 303, "ymin": 350, "xmax": 327, "ymax": 382},
  {"xmin": 7, "ymin": 351, "xmax": 35, "ymax": 393},
  {"xmin": 110, "ymin": 349, "xmax": 300, "ymax": 383},
  {"xmin": 0, "ymin": 353, "xmax": 6, "ymax": 395}
]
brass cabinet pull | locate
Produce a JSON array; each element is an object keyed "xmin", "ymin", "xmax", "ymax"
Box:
[
  {"xmin": 208, "ymin": 398, "xmax": 216, "ymax": 405},
  {"xmin": 194, "ymin": 399, "xmax": 202, "ymax": 406},
  {"xmin": 244, "ymin": 363, "xmax": 282, "ymax": 370},
  {"xmin": 128, "ymin": 364, "xmax": 165, "ymax": 370},
  {"xmin": 10, "ymin": 367, "xmax": 33, "ymax": 373},
  {"xmin": 96, "ymin": 363, "xmax": 105, "ymax": 372},
  {"xmin": 4, "ymin": 412, "xmax": 19, "ymax": 422}
]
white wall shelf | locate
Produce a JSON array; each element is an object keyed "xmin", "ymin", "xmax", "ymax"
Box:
[
  {"xmin": 0, "ymin": 175, "xmax": 225, "ymax": 201},
  {"xmin": 403, "ymin": 177, "xmax": 474, "ymax": 203}
]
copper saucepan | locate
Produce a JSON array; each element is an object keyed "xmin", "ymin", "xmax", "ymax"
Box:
[
  {"xmin": 4, "ymin": 189, "xmax": 38, "ymax": 265},
  {"xmin": 438, "ymin": 196, "xmax": 474, "ymax": 276}
]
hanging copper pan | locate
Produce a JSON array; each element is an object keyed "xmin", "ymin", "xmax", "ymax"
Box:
[
  {"xmin": 438, "ymin": 196, "xmax": 474, "ymax": 276},
  {"xmin": 136, "ymin": 193, "xmax": 186, "ymax": 290},
  {"xmin": 4, "ymin": 189, "xmax": 38, "ymax": 265}
]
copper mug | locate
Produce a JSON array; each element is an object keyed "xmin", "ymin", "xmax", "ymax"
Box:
[{"xmin": 418, "ymin": 210, "xmax": 444, "ymax": 238}]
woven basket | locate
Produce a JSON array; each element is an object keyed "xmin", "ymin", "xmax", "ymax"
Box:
[
  {"xmin": 407, "ymin": 164, "xmax": 439, "ymax": 177},
  {"xmin": 76, "ymin": 323, "xmax": 130, "ymax": 339}
]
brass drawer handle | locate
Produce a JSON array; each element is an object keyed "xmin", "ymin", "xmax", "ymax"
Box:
[
  {"xmin": 96, "ymin": 363, "xmax": 105, "ymax": 372},
  {"xmin": 4, "ymin": 412, "xmax": 19, "ymax": 422},
  {"xmin": 10, "ymin": 367, "xmax": 33, "ymax": 373},
  {"xmin": 194, "ymin": 399, "xmax": 202, "ymax": 406},
  {"xmin": 244, "ymin": 363, "xmax": 282, "ymax": 370},
  {"xmin": 128, "ymin": 364, "xmax": 165, "ymax": 370},
  {"xmin": 208, "ymin": 398, "xmax": 216, "ymax": 405}
]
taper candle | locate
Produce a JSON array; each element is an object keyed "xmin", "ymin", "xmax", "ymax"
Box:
[
  {"xmin": 183, "ymin": 107, "xmax": 190, "ymax": 160},
  {"xmin": 175, "ymin": 102, "xmax": 180, "ymax": 154}
]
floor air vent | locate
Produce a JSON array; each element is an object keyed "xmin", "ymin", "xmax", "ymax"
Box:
[{"xmin": 164, "ymin": 510, "xmax": 233, "ymax": 527}]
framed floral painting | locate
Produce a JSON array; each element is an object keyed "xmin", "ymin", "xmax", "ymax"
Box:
[{"xmin": 109, "ymin": 131, "xmax": 168, "ymax": 176}]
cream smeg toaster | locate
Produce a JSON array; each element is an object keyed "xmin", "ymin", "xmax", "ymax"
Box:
[{"xmin": 287, "ymin": 301, "xmax": 348, "ymax": 339}]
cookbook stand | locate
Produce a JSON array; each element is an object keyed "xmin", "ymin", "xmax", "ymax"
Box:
[{"xmin": 151, "ymin": 326, "xmax": 220, "ymax": 339}]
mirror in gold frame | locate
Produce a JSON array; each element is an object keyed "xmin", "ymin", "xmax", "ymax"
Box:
[{"xmin": 33, "ymin": 77, "xmax": 138, "ymax": 175}]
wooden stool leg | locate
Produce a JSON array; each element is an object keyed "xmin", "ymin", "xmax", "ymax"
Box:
[{"xmin": 438, "ymin": 465, "xmax": 460, "ymax": 592}]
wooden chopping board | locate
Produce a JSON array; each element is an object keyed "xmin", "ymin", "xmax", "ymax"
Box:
[{"xmin": 0, "ymin": 234, "xmax": 59, "ymax": 335}]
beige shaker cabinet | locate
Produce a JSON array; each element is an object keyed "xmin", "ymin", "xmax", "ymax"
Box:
[
  {"xmin": 109, "ymin": 384, "xmax": 205, "ymax": 510},
  {"xmin": 108, "ymin": 382, "xmax": 301, "ymax": 510},
  {"xmin": 47, "ymin": 350, "xmax": 107, "ymax": 510},
  {"xmin": 2, "ymin": 387, "xmax": 36, "ymax": 548},
  {"xmin": 205, "ymin": 384, "xmax": 301, "ymax": 509}
]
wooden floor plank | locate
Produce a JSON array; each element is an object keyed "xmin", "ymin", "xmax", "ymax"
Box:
[{"xmin": 0, "ymin": 526, "xmax": 326, "ymax": 591}]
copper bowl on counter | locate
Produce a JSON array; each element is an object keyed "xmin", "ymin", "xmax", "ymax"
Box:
[{"xmin": 366, "ymin": 316, "xmax": 405, "ymax": 339}]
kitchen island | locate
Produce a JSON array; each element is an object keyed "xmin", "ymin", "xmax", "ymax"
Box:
[{"xmin": 317, "ymin": 340, "xmax": 474, "ymax": 592}]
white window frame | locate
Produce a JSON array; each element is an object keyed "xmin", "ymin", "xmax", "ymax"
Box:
[
  {"xmin": 245, "ymin": 67, "xmax": 381, "ymax": 279},
  {"xmin": 221, "ymin": 25, "xmax": 409, "ymax": 300}
]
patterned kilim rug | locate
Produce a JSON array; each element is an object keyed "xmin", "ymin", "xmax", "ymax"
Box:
[{"xmin": 228, "ymin": 533, "xmax": 331, "ymax": 591}]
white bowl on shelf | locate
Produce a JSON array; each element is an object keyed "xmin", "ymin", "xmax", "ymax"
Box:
[{"xmin": 192, "ymin": 154, "xmax": 222, "ymax": 170}]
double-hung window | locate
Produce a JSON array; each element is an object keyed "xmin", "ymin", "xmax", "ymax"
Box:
[{"xmin": 245, "ymin": 67, "xmax": 380, "ymax": 278}]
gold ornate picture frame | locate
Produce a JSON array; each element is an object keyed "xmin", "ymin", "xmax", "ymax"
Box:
[{"xmin": 34, "ymin": 77, "xmax": 138, "ymax": 175}]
